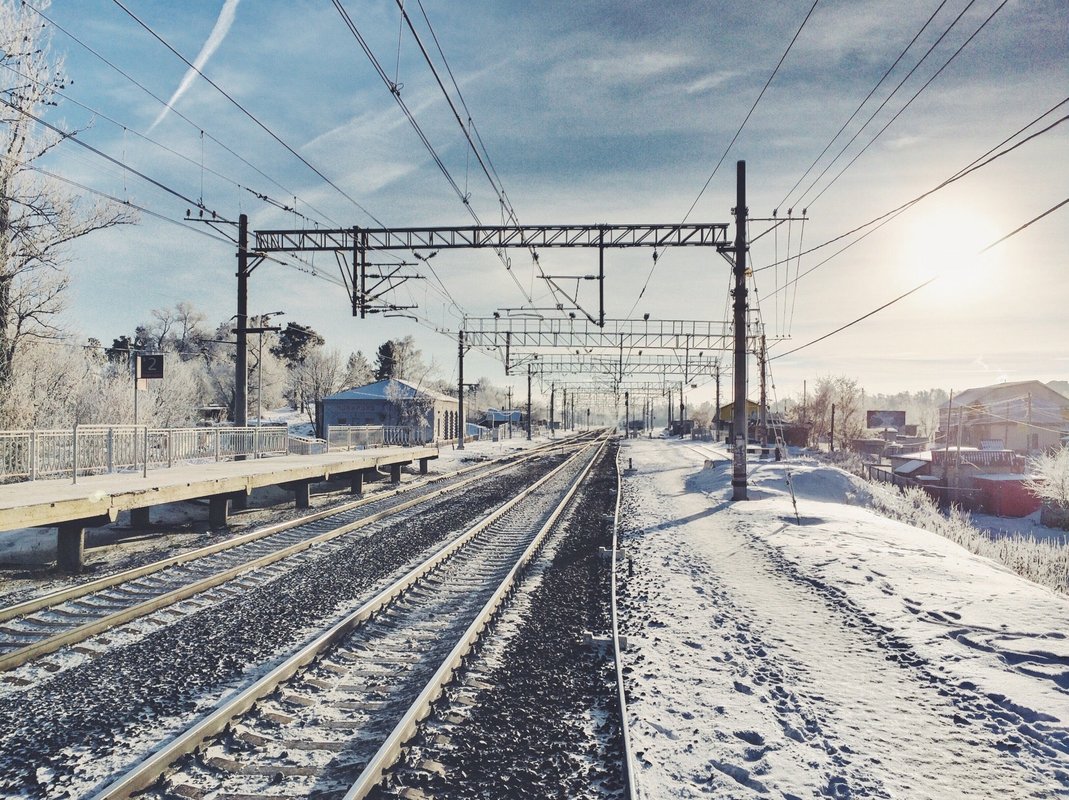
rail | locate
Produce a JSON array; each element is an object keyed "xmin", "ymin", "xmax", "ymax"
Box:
[
  {"xmin": 611, "ymin": 444, "xmax": 640, "ymax": 799},
  {"xmin": 91, "ymin": 434, "xmax": 606, "ymax": 799}
]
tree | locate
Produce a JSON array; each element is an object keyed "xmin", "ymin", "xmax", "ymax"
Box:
[
  {"xmin": 808, "ymin": 375, "xmax": 865, "ymax": 450},
  {"xmin": 374, "ymin": 336, "xmax": 423, "ymax": 380},
  {"xmin": 342, "ymin": 350, "xmax": 373, "ymax": 389},
  {"xmin": 293, "ymin": 348, "xmax": 341, "ymax": 429},
  {"xmin": 1026, "ymin": 447, "xmax": 1069, "ymax": 511},
  {"xmin": 270, "ymin": 321, "xmax": 324, "ymax": 367},
  {"xmin": 0, "ymin": 0, "xmax": 135, "ymax": 389}
]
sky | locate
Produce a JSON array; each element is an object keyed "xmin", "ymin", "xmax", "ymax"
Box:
[{"xmin": 18, "ymin": 0, "xmax": 1069, "ymax": 410}]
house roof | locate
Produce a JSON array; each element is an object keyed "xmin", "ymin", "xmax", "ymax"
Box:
[
  {"xmin": 893, "ymin": 460, "xmax": 928, "ymax": 475},
  {"xmin": 940, "ymin": 380, "xmax": 1069, "ymax": 420},
  {"xmin": 324, "ymin": 378, "xmax": 457, "ymax": 404}
]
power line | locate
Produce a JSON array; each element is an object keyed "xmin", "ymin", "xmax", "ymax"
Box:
[
  {"xmin": 777, "ymin": 0, "xmax": 950, "ymax": 210},
  {"xmin": 625, "ymin": 0, "xmax": 820, "ymax": 318},
  {"xmin": 110, "ymin": 0, "xmax": 384, "ymax": 227},
  {"xmin": 803, "ymin": 0, "xmax": 1009, "ymax": 208},
  {"xmin": 0, "ymin": 95, "xmax": 223, "ymax": 217},
  {"xmin": 770, "ymin": 197, "xmax": 1068, "ymax": 360},
  {"xmin": 756, "ymin": 100, "xmax": 1069, "ymax": 279},
  {"xmin": 24, "ymin": 0, "xmax": 335, "ymax": 227}
]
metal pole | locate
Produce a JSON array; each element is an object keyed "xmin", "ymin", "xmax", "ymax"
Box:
[
  {"xmin": 759, "ymin": 333, "xmax": 768, "ymax": 446},
  {"xmin": 256, "ymin": 331, "xmax": 263, "ymax": 457},
  {"xmin": 236, "ymin": 214, "xmax": 249, "ymax": 429},
  {"xmin": 526, "ymin": 365, "xmax": 532, "ymax": 440},
  {"xmin": 550, "ymin": 383, "xmax": 555, "ymax": 438},
  {"xmin": 72, "ymin": 423, "xmax": 78, "ymax": 484},
  {"xmin": 732, "ymin": 160, "xmax": 749, "ymax": 501},
  {"xmin": 457, "ymin": 330, "xmax": 465, "ymax": 450},
  {"xmin": 625, "ymin": 391, "xmax": 630, "ymax": 438}
]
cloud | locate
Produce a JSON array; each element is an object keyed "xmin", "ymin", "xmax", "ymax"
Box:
[{"xmin": 147, "ymin": 0, "xmax": 241, "ymax": 133}]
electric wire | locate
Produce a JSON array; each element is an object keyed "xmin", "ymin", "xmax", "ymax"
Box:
[
  {"xmin": 24, "ymin": 0, "xmax": 333, "ymax": 227},
  {"xmin": 782, "ymin": 0, "xmax": 960, "ymax": 210},
  {"xmin": 110, "ymin": 0, "xmax": 384, "ymax": 227},
  {"xmin": 332, "ymin": 0, "xmax": 533, "ymax": 311},
  {"xmin": 755, "ymin": 100, "xmax": 1069, "ymax": 277},
  {"xmin": 624, "ymin": 0, "xmax": 820, "ymax": 319},
  {"xmin": 803, "ymin": 0, "xmax": 1009, "ymax": 208},
  {"xmin": 0, "ymin": 61, "xmax": 307, "ymax": 222},
  {"xmin": 0, "ymin": 95, "xmax": 222, "ymax": 217},
  {"xmin": 401, "ymin": 0, "xmax": 565, "ymax": 314},
  {"xmin": 770, "ymin": 197, "xmax": 1068, "ymax": 360}
]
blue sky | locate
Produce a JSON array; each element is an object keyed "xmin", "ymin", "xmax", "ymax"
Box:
[{"xmin": 27, "ymin": 0, "xmax": 1069, "ymax": 404}]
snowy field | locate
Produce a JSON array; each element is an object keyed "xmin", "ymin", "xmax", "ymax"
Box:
[{"xmin": 618, "ymin": 437, "xmax": 1069, "ymax": 798}]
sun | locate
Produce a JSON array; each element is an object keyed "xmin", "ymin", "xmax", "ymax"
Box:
[{"xmin": 898, "ymin": 205, "xmax": 998, "ymax": 302}]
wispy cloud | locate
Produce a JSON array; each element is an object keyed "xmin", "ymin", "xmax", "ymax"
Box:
[{"xmin": 147, "ymin": 0, "xmax": 241, "ymax": 133}]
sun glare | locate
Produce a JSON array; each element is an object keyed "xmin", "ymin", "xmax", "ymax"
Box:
[{"xmin": 899, "ymin": 206, "xmax": 998, "ymax": 302}]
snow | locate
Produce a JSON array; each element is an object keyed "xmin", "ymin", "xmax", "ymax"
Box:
[{"xmin": 619, "ymin": 437, "xmax": 1069, "ymax": 798}]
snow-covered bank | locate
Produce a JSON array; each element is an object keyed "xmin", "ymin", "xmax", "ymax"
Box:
[{"xmin": 618, "ymin": 437, "xmax": 1069, "ymax": 798}]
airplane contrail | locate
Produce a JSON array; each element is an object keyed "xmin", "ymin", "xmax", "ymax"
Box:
[{"xmin": 147, "ymin": 0, "xmax": 241, "ymax": 133}]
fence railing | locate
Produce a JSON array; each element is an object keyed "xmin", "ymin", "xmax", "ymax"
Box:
[
  {"xmin": 326, "ymin": 425, "xmax": 429, "ymax": 450},
  {"xmin": 0, "ymin": 423, "xmax": 442, "ymax": 484}
]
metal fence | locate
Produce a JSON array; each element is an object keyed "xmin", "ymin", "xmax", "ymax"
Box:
[
  {"xmin": 0, "ymin": 425, "xmax": 289, "ymax": 483},
  {"xmin": 326, "ymin": 425, "xmax": 425, "ymax": 450},
  {"xmin": 0, "ymin": 423, "xmax": 434, "ymax": 484}
]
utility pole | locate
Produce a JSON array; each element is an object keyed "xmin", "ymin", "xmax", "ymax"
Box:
[
  {"xmin": 759, "ymin": 332, "xmax": 768, "ymax": 446},
  {"xmin": 507, "ymin": 386, "xmax": 513, "ymax": 438},
  {"xmin": 457, "ymin": 330, "xmax": 465, "ymax": 450},
  {"xmin": 625, "ymin": 391, "xmax": 630, "ymax": 438},
  {"xmin": 550, "ymin": 382, "xmax": 556, "ymax": 438},
  {"xmin": 562, "ymin": 387, "xmax": 568, "ymax": 433},
  {"xmin": 714, "ymin": 360, "xmax": 722, "ymax": 440},
  {"xmin": 526, "ymin": 364, "xmax": 532, "ymax": 441},
  {"xmin": 732, "ymin": 160, "xmax": 749, "ymax": 501},
  {"xmin": 830, "ymin": 403, "xmax": 836, "ymax": 453},
  {"xmin": 235, "ymin": 213, "xmax": 250, "ymax": 429}
]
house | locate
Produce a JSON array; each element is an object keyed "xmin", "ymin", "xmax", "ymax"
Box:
[
  {"xmin": 481, "ymin": 408, "xmax": 523, "ymax": 428},
  {"xmin": 318, "ymin": 379, "xmax": 459, "ymax": 442},
  {"xmin": 939, "ymin": 380, "xmax": 1069, "ymax": 454}
]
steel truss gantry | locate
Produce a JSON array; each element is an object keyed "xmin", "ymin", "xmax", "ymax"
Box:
[
  {"xmin": 513, "ymin": 353, "xmax": 723, "ymax": 378},
  {"xmin": 253, "ymin": 223, "xmax": 731, "ymax": 320},
  {"xmin": 463, "ymin": 317, "xmax": 734, "ymax": 351}
]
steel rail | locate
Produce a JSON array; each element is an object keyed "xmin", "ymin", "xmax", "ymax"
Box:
[
  {"xmin": 611, "ymin": 442, "xmax": 640, "ymax": 799},
  {"xmin": 0, "ymin": 437, "xmax": 592, "ymax": 673},
  {"xmin": 0, "ymin": 433, "xmax": 588, "ymax": 627},
  {"xmin": 89, "ymin": 433, "xmax": 607, "ymax": 800},
  {"xmin": 344, "ymin": 434, "xmax": 608, "ymax": 798}
]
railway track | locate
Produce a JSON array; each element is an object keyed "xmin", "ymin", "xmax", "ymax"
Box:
[
  {"xmin": 0, "ymin": 434, "xmax": 592, "ymax": 678},
  {"xmin": 89, "ymin": 433, "xmax": 611, "ymax": 799}
]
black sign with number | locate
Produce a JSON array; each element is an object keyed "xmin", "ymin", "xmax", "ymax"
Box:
[{"xmin": 137, "ymin": 354, "xmax": 164, "ymax": 380}]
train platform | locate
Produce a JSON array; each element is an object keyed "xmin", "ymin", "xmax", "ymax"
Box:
[{"xmin": 0, "ymin": 445, "xmax": 438, "ymax": 570}]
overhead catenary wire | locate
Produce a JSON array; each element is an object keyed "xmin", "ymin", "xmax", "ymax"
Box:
[
  {"xmin": 801, "ymin": 0, "xmax": 1010, "ymax": 209},
  {"xmin": 770, "ymin": 197, "xmax": 1068, "ymax": 360},
  {"xmin": 24, "ymin": 0, "xmax": 336, "ymax": 228},
  {"xmin": 110, "ymin": 0, "xmax": 384, "ymax": 228},
  {"xmin": 755, "ymin": 100, "xmax": 1069, "ymax": 279},
  {"xmin": 625, "ymin": 0, "xmax": 820, "ymax": 319},
  {"xmin": 400, "ymin": 0, "xmax": 577, "ymax": 317},
  {"xmin": 332, "ymin": 0, "xmax": 534, "ymax": 311},
  {"xmin": 777, "ymin": 0, "xmax": 951, "ymax": 211}
]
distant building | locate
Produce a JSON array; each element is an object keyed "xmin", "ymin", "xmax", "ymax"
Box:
[
  {"xmin": 318, "ymin": 379, "xmax": 459, "ymax": 442},
  {"xmin": 939, "ymin": 380, "xmax": 1069, "ymax": 454},
  {"xmin": 481, "ymin": 408, "xmax": 523, "ymax": 428}
]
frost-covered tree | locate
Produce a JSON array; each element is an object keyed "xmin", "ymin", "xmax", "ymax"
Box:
[
  {"xmin": 0, "ymin": 0, "xmax": 135, "ymax": 392},
  {"xmin": 1026, "ymin": 447, "xmax": 1069, "ymax": 511},
  {"xmin": 342, "ymin": 350, "xmax": 373, "ymax": 389},
  {"xmin": 374, "ymin": 336, "xmax": 423, "ymax": 380}
]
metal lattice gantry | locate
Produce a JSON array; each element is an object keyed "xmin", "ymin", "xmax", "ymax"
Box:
[
  {"xmin": 463, "ymin": 317, "xmax": 734, "ymax": 351},
  {"xmin": 512, "ymin": 352, "xmax": 724, "ymax": 379},
  {"xmin": 253, "ymin": 223, "xmax": 732, "ymax": 319}
]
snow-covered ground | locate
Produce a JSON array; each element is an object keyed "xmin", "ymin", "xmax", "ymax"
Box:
[{"xmin": 618, "ymin": 437, "xmax": 1069, "ymax": 798}]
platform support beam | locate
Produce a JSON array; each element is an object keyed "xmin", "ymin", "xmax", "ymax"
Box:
[
  {"xmin": 56, "ymin": 522, "xmax": 86, "ymax": 572},
  {"xmin": 130, "ymin": 507, "xmax": 151, "ymax": 527}
]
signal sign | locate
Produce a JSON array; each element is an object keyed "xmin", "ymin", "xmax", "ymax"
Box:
[{"xmin": 137, "ymin": 353, "xmax": 164, "ymax": 380}]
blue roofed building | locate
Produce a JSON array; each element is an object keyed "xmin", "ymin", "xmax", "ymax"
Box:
[{"xmin": 318, "ymin": 379, "xmax": 459, "ymax": 442}]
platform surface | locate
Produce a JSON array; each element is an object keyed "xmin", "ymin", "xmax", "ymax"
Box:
[{"xmin": 0, "ymin": 446, "xmax": 439, "ymax": 530}]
